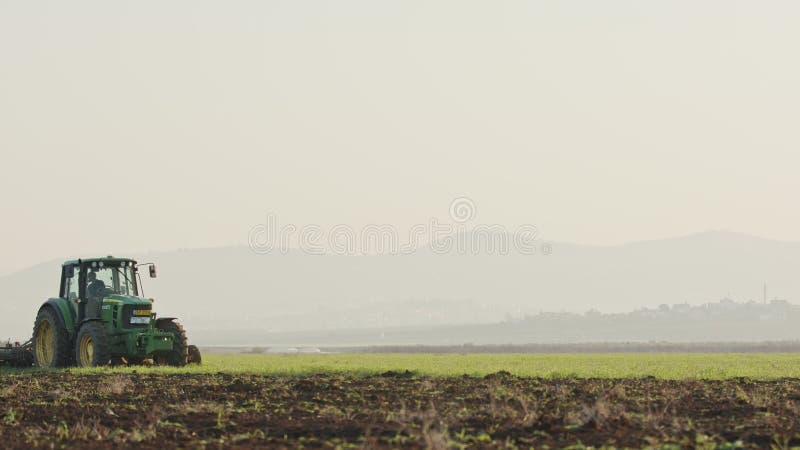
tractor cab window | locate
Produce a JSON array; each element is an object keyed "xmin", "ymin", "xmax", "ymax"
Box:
[
  {"xmin": 64, "ymin": 266, "xmax": 80, "ymax": 301},
  {"xmin": 86, "ymin": 262, "xmax": 138, "ymax": 299}
]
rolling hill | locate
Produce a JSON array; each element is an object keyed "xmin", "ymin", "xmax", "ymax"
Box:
[{"xmin": 2, "ymin": 231, "xmax": 799, "ymax": 344}]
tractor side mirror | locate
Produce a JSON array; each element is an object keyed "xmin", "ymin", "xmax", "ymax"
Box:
[
  {"xmin": 65, "ymin": 266, "xmax": 75, "ymax": 278},
  {"xmin": 149, "ymin": 265, "xmax": 157, "ymax": 278}
]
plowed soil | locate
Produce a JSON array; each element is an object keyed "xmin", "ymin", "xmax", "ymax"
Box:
[{"xmin": 2, "ymin": 372, "xmax": 800, "ymax": 448}]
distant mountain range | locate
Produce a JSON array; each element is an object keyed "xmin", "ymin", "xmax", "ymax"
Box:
[{"xmin": 2, "ymin": 231, "xmax": 799, "ymax": 344}]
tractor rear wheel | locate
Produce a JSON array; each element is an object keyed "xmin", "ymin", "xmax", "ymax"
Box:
[
  {"xmin": 32, "ymin": 308, "xmax": 71, "ymax": 368},
  {"xmin": 155, "ymin": 320, "xmax": 188, "ymax": 367},
  {"xmin": 75, "ymin": 322, "xmax": 112, "ymax": 367},
  {"xmin": 187, "ymin": 345, "xmax": 202, "ymax": 365}
]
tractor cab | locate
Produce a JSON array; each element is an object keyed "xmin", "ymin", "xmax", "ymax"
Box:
[{"xmin": 60, "ymin": 257, "xmax": 150, "ymax": 321}]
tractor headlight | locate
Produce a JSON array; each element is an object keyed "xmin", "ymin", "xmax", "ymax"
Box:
[{"xmin": 130, "ymin": 317, "xmax": 149, "ymax": 325}]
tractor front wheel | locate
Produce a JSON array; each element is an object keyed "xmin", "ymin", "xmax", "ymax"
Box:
[
  {"xmin": 155, "ymin": 320, "xmax": 188, "ymax": 367},
  {"xmin": 75, "ymin": 322, "xmax": 112, "ymax": 367},
  {"xmin": 32, "ymin": 307, "xmax": 71, "ymax": 368}
]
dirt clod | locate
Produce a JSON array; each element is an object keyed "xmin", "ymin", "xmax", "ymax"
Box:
[{"xmin": 1, "ymin": 373, "xmax": 799, "ymax": 448}]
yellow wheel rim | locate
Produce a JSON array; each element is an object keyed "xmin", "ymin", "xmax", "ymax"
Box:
[
  {"xmin": 79, "ymin": 334, "xmax": 94, "ymax": 367},
  {"xmin": 35, "ymin": 320, "xmax": 54, "ymax": 367}
]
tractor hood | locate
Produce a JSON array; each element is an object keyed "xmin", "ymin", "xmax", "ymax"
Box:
[
  {"xmin": 102, "ymin": 294, "xmax": 154, "ymax": 308},
  {"xmin": 100, "ymin": 295, "xmax": 155, "ymax": 328}
]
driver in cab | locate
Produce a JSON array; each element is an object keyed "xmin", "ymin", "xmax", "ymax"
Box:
[{"xmin": 86, "ymin": 271, "xmax": 107, "ymax": 302}]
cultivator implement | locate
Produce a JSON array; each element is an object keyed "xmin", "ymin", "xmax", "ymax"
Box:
[{"xmin": 0, "ymin": 339, "xmax": 34, "ymax": 367}]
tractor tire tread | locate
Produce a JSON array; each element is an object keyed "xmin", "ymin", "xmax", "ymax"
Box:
[
  {"xmin": 187, "ymin": 344, "xmax": 202, "ymax": 365},
  {"xmin": 157, "ymin": 320, "xmax": 188, "ymax": 367},
  {"xmin": 75, "ymin": 321, "xmax": 112, "ymax": 367},
  {"xmin": 32, "ymin": 307, "xmax": 72, "ymax": 368}
]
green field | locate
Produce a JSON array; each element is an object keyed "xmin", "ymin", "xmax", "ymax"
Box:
[{"xmin": 27, "ymin": 353, "xmax": 800, "ymax": 379}]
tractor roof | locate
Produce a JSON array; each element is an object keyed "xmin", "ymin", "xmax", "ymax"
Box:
[{"xmin": 62, "ymin": 256, "xmax": 137, "ymax": 267}]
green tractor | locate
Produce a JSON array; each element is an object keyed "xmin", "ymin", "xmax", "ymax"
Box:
[{"xmin": 30, "ymin": 256, "xmax": 200, "ymax": 368}]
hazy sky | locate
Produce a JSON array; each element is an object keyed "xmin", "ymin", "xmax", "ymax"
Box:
[{"xmin": 2, "ymin": 1, "xmax": 800, "ymax": 275}]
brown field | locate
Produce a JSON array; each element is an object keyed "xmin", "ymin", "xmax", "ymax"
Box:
[{"xmin": 2, "ymin": 372, "xmax": 800, "ymax": 449}]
